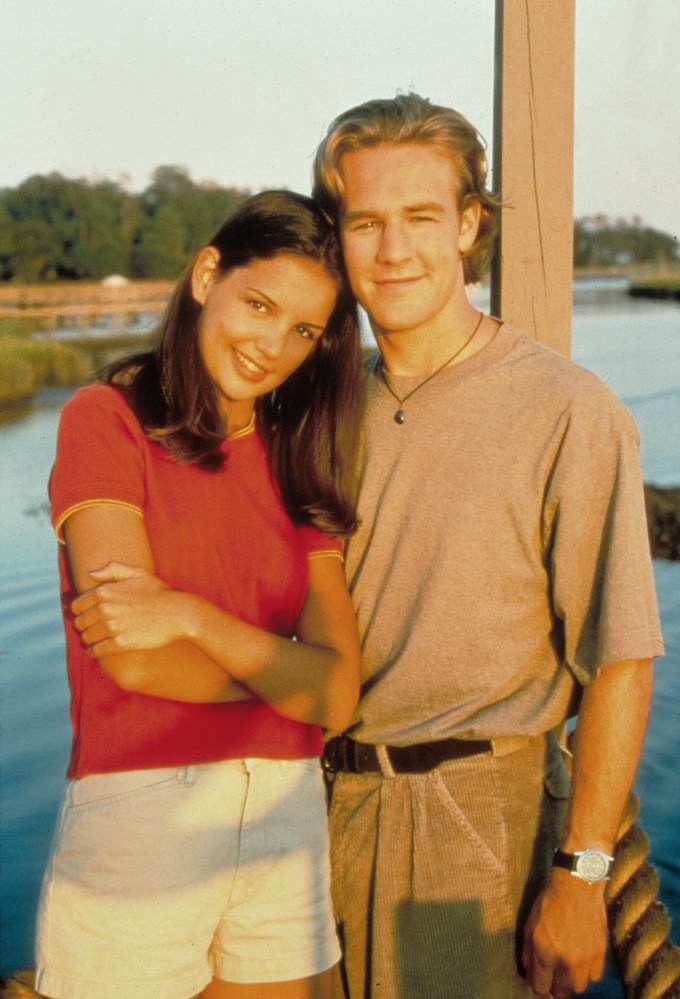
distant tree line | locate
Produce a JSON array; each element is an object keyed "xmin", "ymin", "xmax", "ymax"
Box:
[
  {"xmin": 1, "ymin": 171, "xmax": 678, "ymax": 283},
  {"xmin": 574, "ymin": 214, "xmax": 678, "ymax": 269},
  {"xmin": 0, "ymin": 167, "xmax": 250, "ymax": 282}
]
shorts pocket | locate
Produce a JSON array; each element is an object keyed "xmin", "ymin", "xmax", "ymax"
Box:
[
  {"xmin": 288, "ymin": 757, "xmax": 325, "ymax": 778},
  {"xmin": 264, "ymin": 763, "xmax": 329, "ymax": 856},
  {"xmin": 65, "ymin": 766, "xmax": 191, "ymax": 814}
]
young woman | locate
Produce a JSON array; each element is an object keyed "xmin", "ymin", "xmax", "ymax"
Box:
[{"xmin": 35, "ymin": 191, "xmax": 364, "ymax": 999}]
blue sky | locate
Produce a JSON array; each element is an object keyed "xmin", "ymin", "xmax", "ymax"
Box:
[{"xmin": 2, "ymin": 0, "xmax": 678, "ymax": 240}]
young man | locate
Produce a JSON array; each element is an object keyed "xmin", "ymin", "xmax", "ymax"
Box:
[{"xmin": 312, "ymin": 94, "xmax": 664, "ymax": 999}]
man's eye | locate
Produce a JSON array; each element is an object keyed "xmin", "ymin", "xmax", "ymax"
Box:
[{"xmin": 350, "ymin": 220, "xmax": 378, "ymax": 232}]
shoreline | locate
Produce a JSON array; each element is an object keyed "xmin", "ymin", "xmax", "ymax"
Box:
[
  {"xmin": 645, "ymin": 485, "xmax": 680, "ymax": 560},
  {"xmin": 628, "ymin": 278, "xmax": 680, "ymax": 301},
  {"xmin": 1, "ymin": 280, "xmax": 677, "ymax": 560}
]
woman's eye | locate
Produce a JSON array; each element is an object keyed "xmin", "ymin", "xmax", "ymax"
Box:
[
  {"xmin": 295, "ymin": 326, "xmax": 316, "ymax": 341},
  {"xmin": 248, "ymin": 299, "xmax": 268, "ymax": 313}
]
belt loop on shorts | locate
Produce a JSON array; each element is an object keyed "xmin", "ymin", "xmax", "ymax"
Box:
[
  {"xmin": 375, "ymin": 744, "xmax": 397, "ymax": 779},
  {"xmin": 180, "ymin": 766, "xmax": 197, "ymax": 786},
  {"xmin": 490, "ymin": 736, "xmax": 530, "ymax": 758}
]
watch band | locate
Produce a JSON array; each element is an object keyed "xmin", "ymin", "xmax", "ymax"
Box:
[{"xmin": 553, "ymin": 848, "xmax": 614, "ymax": 884}]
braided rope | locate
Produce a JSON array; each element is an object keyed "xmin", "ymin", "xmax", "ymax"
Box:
[{"xmin": 607, "ymin": 792, "xmax": 680, "ymax": 998}]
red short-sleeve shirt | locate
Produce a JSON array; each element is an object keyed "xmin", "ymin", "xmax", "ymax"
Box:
[{"xmin": 50, "ymin": 384, "xmax": 343, "ymax": 777}]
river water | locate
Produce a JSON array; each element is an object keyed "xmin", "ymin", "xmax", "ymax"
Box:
[{"xmin": 1, "ymin": 281, "xmax": 678, "ymax": 994}]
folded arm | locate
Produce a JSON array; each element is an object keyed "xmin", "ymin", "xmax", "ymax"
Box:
[
  {"xmin": 64, "ymin": 504, "xmax": 251, "ymax": 703},
  {"xmin": 66, "ymin": 503, "xmax": 360, "ymax": 729}
]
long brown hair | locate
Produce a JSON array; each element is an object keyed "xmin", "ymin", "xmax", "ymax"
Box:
[{"xmin": 105, "ymin": 191, "xmax": 363, "ymax": 536}]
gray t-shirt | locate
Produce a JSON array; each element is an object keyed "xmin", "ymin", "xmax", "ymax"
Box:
[{"xmin": 344, "ymin": 324, "xmax": 664, "ymax": 745}]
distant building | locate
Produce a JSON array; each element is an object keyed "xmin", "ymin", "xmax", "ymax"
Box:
[{"xmin": 100, "ymin": 275, "xmax": 130, "ymax": 288}]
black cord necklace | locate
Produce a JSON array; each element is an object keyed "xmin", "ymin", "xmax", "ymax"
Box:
[{"xmin": 380, "ymin": 312, "xmax": 484, "ymax": 424}]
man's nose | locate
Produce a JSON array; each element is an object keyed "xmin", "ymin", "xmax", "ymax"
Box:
[{"xmin": 376, "ymin": 222, "xmax": 413, "ymax": 264}]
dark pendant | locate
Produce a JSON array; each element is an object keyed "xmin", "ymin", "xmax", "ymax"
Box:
[{"xmin": 394, "ymin": 409, "xmax": 406, "ymax": 425}]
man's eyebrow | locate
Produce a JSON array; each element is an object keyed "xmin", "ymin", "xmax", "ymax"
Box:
[
  {"xmin": 342, "ymin": 209, "xmax": 378, "ymax": 225},
  {"xmin": 405, "ymin": 202, "xmax": 446, "ymax": 214},
  {"xmin": 343, "ymin": 202, "xmax": 447, "ymax": 224}
]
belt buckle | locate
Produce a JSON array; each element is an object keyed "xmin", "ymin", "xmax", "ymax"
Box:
[
  {"xmin": 323, "ymin": 736, "xmax": 358, "ymax": 774},
  {"xmin": 322, "ymin": 737, "xmax": 341, "ymax": 775}
]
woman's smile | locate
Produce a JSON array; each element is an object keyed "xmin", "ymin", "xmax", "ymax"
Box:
[{"xmin": 231, "ymin": 345, "xmax": 271, "ymax": 380}]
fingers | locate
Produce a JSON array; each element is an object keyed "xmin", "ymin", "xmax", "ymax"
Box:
[
  {"xmin": 526, "ymin": 951, "xmax": 599, "ymax": 999},
  {"xmin": 69, "ymin": 568, "xmax": 176, "ymax": 656},
  {"xmin": 589, "ymin": 945, "xmax": 606, "ymax": 985},
  {"xmin": 89, "ymin": 562, "xmax": 148, "ymax": 581},
  {"xmin": 527, "ymin": 955, "xmax": 558, "ymax": 998},
  {"xmin": 72, "ymin": 599, "xmax": 126, "ymax": 652},
  {"xmin": 523, "ymin": 926, "xmax": 589, "ymax": 999},
  {"xmin": 71, "ymin": 573, "xmax": 149, "ymax": 617},
  {"xmin": 87, "ymin": 636, "xmax": 123, "ymax": 659},
  {"xmin": 72, "ymin": 605, "xmax": 102, "ymax": 632},
  {"xmin": 526, "ymin": 957, "xmax": 571, "ymax": 999},
  {"xmin": 72, "ymin": 593, "xmax": 117, "ymax": 633},
  {"xmin": 72, "ymin": 588, "xmax": 99, "ymax": 616},
  {"xmin": 72, "ymin": 581, "xmax": 119, "ymax": 618},
  {"xmin": 80, "ymin": 623, "xmax": 114, "ymax": 653},
  {"xmin": 523, "ymin": 877, "xmax": 608, "ymax": 999},
  {"xmin": 74, "ymin": 611, "xmax": 124, "ymax": 652},
  {"xmin": 71, "ymin": 563, "xmax": 147, "ymax": 615},
  {"xmin": 551, "ymin": 964, "xmax": 575, "ymax": 999}
]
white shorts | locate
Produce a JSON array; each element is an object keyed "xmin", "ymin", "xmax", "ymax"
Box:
[{"xmin": 35, "ymin": 757, "xmax": 340, "ymax": 999}]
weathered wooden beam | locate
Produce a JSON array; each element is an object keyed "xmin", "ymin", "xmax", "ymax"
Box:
[{"xmin": 491, "ymin": 0, "xmax": 575, "ymax": 357}]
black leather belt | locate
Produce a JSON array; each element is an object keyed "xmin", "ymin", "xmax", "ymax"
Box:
[{"xmin": 323, "ymin": 734, "xmax": 493, "ymax": 775}]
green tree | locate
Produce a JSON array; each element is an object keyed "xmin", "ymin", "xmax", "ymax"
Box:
[
  {"xmin": 131, "ymin": 166, "xmax": 249, "ymax": 279},
  {"xmin": 1, "ymin": 173, "xmax": 139, "ymax": 280},
  {"xmin": 574, "ymin": 217, "xmax": 679, "ymax": 268},
  {"xmin": 1, "ymin": 167, "xmax": 250, "ymax": 281}
]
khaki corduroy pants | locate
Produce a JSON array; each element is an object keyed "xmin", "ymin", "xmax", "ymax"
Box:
[{"xmin": 328, "ymin": 733, "xmax": 569, "ymax": 999}]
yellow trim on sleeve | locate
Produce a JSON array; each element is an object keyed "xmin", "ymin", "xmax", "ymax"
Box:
[
  {"xmin": 55, "ymin": 500, "xmax": 144, "ymax": 544},
  {"xmin": 309, "ymin": 548, "xmax": 345, "ymax": 563}
]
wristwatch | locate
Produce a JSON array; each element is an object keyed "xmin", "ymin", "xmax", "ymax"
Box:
[{"xmin": 552, "ymin": 848, "xmax": 614, "ymax": 884}]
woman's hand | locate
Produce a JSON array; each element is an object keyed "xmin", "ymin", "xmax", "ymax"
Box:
[{"xmin": 72, "ymin": 562, "xmax": 192, "ymax": 657}]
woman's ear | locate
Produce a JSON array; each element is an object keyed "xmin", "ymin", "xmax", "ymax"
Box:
[
  {"xmin": 458, "ymin": 199, "xmax": 482, "ymax": 256},
  {"xmin": 191, "ymin": 247, "xmax": 221, "ymax": 305}
]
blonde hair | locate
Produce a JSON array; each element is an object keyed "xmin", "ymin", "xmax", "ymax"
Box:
[{"xmin": 312, "ymin": 93, "xmax": 501, "ymax": 284}]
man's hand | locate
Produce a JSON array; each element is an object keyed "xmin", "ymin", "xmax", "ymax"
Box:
[{"xmin": 522, "ymin": 868, "xmax": 608, "ymax": 998}]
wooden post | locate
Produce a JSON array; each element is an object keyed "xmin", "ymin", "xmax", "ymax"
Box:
[{"xmin": 491, "ymin": 0, "xmax": 575, "ymax": 357}]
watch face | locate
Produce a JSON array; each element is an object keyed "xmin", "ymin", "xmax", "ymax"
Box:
[{"xmin": 577, "ymin": 850, "xmax": 608, "ymax": 882}]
